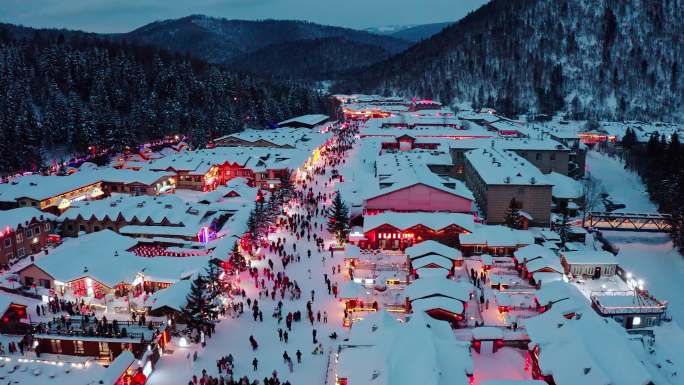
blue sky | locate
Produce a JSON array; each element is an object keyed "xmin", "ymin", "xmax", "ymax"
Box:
[{"xmin": 0, "ymin": 0, "xmax": 489, "ymax": 33}]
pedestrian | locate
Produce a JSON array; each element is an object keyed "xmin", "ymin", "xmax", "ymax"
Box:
[
  {"xmin": 296, "ymin": 349, "xmax": 302, "ymax": 363},
  {"xmin": 278, "ymin": 328, "xmax": 283, "ymax": 341},
  {"xmin": 312, "ymin": 328, "xmax": 317, "ymax": 344},
  {"xmin": 252, "ymin": 357, "xmax": 258, "ymax": 371},
  {"xmin": 323, "ymin": 311, "xmax": 328, "ymax": 323},
  {"xmin": 284, "ymin": 330, "xmax": 289, "ymax": 343}
]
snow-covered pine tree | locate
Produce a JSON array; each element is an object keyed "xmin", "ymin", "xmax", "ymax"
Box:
[
  {"xmin": 229, "ymin": 241, "xmax": 247, "ymax": 273},
  {"xmin": 326, "ymin": 191, "xmax": 350, "ymax": 243},
  {"xmin": 182, "ymin": 274, "xmax": 218, "ymax": 334}
]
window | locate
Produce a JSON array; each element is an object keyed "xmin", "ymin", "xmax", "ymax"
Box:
[
  {"xmin": 79, "ymin": 225, "xmax": 86, "ymax": 232},
  {"xmin": 74, "ymin": 340, "xmax": 84, "ymax": 354},
  {"xmin": 24, "ymin": 277, "xmax": 34, "ymax": 286},
  {"xmin": 550, "ymin": 153, "xmax": 556, "ymax": 160},
  {"xmin": 44, "ymin": 223, "xmax": 51, "ymax": 231},
  {"xmin": 50, "ymin": 339, "xmax": 62, "ymax": 354},
  {"xmin": 4, "ymin": 238, "xmax": 11, "ymax": 248},
  {"xmin": 39, "ymin": 279, "xmax": 51, "ymax": 289},
  {"xmin": 34, "ymin": 226, "xmax": 40, "ymax": 234},
  {"xmin": 31, "ymin": 202, "xmax": 37, "ymax": 207},
  {"xmin": 535, "ymin": 153, "xmax": 541, "ymax": 160},
  {"xmin": 17, "ymin": 248, "xmax": 25, "ymax": 257},
  {"xmin": 94, "ymin": 226, "xmax": 101, "ymax": 232},
  {"xmin": 67, "ymin": 224, "xmax": 74, "ymax": 231},
  {"xmin": 15, "ymin": 232, "xmax": 22, "ymax": 242},
  {"xmin": 25, "ymin": 228, "xmax": 32, "ymax": 237}
]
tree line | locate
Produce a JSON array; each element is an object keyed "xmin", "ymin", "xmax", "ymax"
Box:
[
  {"xmin": 0, "ymin": 25, "xmax": 328, "ymax": 174},
  {"xmin": 622, "ymin": 129, "xmax": 684, "ymax": 250}
]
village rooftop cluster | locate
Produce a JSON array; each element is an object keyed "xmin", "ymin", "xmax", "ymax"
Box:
[{"xmin": 0, "ymin": 95, "xmax": 681, "ymax": 385}]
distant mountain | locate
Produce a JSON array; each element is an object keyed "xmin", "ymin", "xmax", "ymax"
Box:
[
  {"xmin": 228, "ymin": 37, "xmax": 392, "ymax": 80},
  {"xmin": 119, "ymin": 15, "xmax": 412, "ymax": 65},
  {"xmin": 389, "ymin": 22, "xmax": 453, "ymax": 42},
  {"xmin": 366, "ymin": 22, "xmax": 453, "ymax": 42},
  {"xmin": 336, "ymin": 0, "xmax": 684, "ymax": 121}
]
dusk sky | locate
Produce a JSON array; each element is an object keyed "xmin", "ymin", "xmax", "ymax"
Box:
[{"xmin": 0, "ymin": 0, "xmax": 489, "ymax": 33}]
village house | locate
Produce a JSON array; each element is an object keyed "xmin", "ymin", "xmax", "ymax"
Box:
[
  {"xmin": 359, "ymin": 212, "xmax": 475, "ymax": 250},
  {"xmin": 0, "ymin": 207, "xmax": 56, "ymax": 266},
  {"xmin": 560, "ymin": 250, "xmax": 618, "ymax": 278},
  {"xmin": 16, "ymin": 230, "xmax": 208, "ymax": 297},
  {"xmin": 58, "ymin": 194, "xmax": 221, "ymax": 242}
]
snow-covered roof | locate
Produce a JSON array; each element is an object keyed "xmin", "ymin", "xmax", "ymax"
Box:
[
  {"xmin": 405, "ymin": 241, "xmax": 463, "ymax": 261},
  {"xmin": 214, "ymin": 127, "xmax": 329, "ymax": 148},
  {"xmin": 339, "ymin": 312, "xmax": 472, "ymax": 385},
  {"xmin": 411, "ymin": 296, "xmax": 464, "ymax": 315},
  {"xmin": 449, "ymin": 137, "xmax": 569, "ymax": 152},
  {"xmin": 0, "ymin": 207, "xmax": 56, "ymax": 230},
  {"xmin": 464, "ymin": 147, "xmax": 551, "ymax": 186},
  {"xmin": 100, "ymin": 351, "xmax": 135, "ymax": 385},
  {"xmin": 0, "ymin": 168, "xmax": 173, "ymax": 202},
  {"xmin": 561, "ymin": 250, "xmax": 618, "ymax": 265},
  {"xmin": 145, "ymin": 279, "xmax": 192, "ymax": 312},
  {"xmin": 524, "ymin": 309, "xmax": 653, "ymax": 385},
  {"xmin": 277, "ymin": 114, "xmax": 329, "ymax": 127},
  {"xmin": 339, "ymin": 280, "xmax": 367, "ymax": 300},
  {"xmin": 362, "ymin": 212, "xmax": 475, "ymax": 233},
  {"xmin": 514, "ymin": 244, "xmax": 557, "ymax": 262},
  {"xmin": 411, "ymin": 255, "xmax": 454, "ymax": 270},
  {"xmin": 534, "ymin": 281, "xmax": 588, "ymax": 315},
  {"xmin": 405, "ymin": 278, "xmax": 474, "ymax": 303},
  {"xmin": 369, "ymin": 163, "xmax": 474, "ymax": 202},
  {"xmin": 546, "ymin": 172, "xmax": 583, "ymax": 200},
  {"xmin": 25, "ymin": 230, "xmax": 207, "ymax": 287},
  {"xmin": 459, "ymin": 225, "xmax": 534, "ymax": 247},
  {"xmin": 60, "ymin": 194, "xmax": 213, "ymax": 228}
]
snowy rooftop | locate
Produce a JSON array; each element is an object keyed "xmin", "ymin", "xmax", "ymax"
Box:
[
  {"xmin": 459, "ymin": 225, "xmax": 534, "ymax": 247},
  {"xmin": 524, "ymin": 309, "xmax": 653, "ymax": 385},
  {"xmin": 145, "ymin": 279, "xmax": 192, "ymax": 312},
  {"xmin": 561, "ymin": 250, "xmax": 618, "ymax": 265},
  {"xmin": 23, "ymin": 230, "xmax": 207, "ymax": 287},
  {"xmin": 449, "ymin": 137, "xmax": 569, "ymax": 152},
  {"xmin": 362, "ymin": 212, "xmax": 476, "ymax": 233},
  {"xmin": 405, "ymin": 240, "xmax": 463, "ymax": 261},
  {"xmin": 464, "ymin": 147, "xmax": 551, "ymax": 186},
  {"xmin": 339, "ymin": 312, "xmax": 472, "ymax": 385},
  {"xmin": 0, "ymin": 207, "xmax": 56, "ymax": 230},
  {"xmin": 0, "ymin": 168, "xmax": 173, "ymax": 202},
  {"xmin": 277, "ymin": 114, "xmax": 329, "ymax": 127},
  {"xmin": 545, "ymin": 172, "xmax": 583, "ymax": 200},
  {"xmin": 59, "ymin": 194, "xmax": 214, "ymax": 229},
  {"xmin": 214, "ymin": 127, "xmax": 330, "ymax": 148},
  {"xmin": 369, "ymin": 163, "xmax": 474, "ymax": 202},
  {"xmin": 405, "ymin": 277, "xmax": 474, "ymax": 303}
]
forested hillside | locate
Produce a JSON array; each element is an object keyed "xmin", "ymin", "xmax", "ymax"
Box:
[
  {"xmin": 0, "ymin": 25, "xmax": 327, "ymax": 173},
  {"xmin": 228, "ymin": 37, "xmax": 392, "ymax": 80},
  {"xmin": 121, "ymin": 16, "xmax": 411, "ymax": 65},
  {"xmin": 335, "ymin": 0, "xmax": 684, "ymax": 121}
]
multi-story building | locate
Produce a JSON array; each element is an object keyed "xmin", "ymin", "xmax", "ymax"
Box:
[
  {"xmin": 463, "ymin": 147, "xmax": 552, "ymax": 226},
  {"xmin": 0, "ymin": 207, "xmax": 56, "ymax": 266}
]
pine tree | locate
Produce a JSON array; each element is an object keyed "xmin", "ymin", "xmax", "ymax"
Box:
[
  {"xmin": 204, "ymin": 261, "xmax": 223, "ymax": 298},
  {"xmin": 182, "ymin": 274, "xmax": 219, "ymax": 333},
  {"xmin": 326, "ymin": 191, "xmax": 350, "ymax": 243},
  {"xmin": 504, "ymin": 198, "xmax": 523, "ymax": 229},
  {"xmin": 229, "ymin": 241, "xmax": 247, "ymax": 273}
]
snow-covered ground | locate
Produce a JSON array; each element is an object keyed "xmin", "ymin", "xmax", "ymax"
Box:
[{"xmin": 586, "ymin": 150, "xmax": 684, "ymax": 327}]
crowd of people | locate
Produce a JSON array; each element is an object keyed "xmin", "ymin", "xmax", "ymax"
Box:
[{"xmin": 187, "ymin": 122, "xmax": 359, "ymax": 385}]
